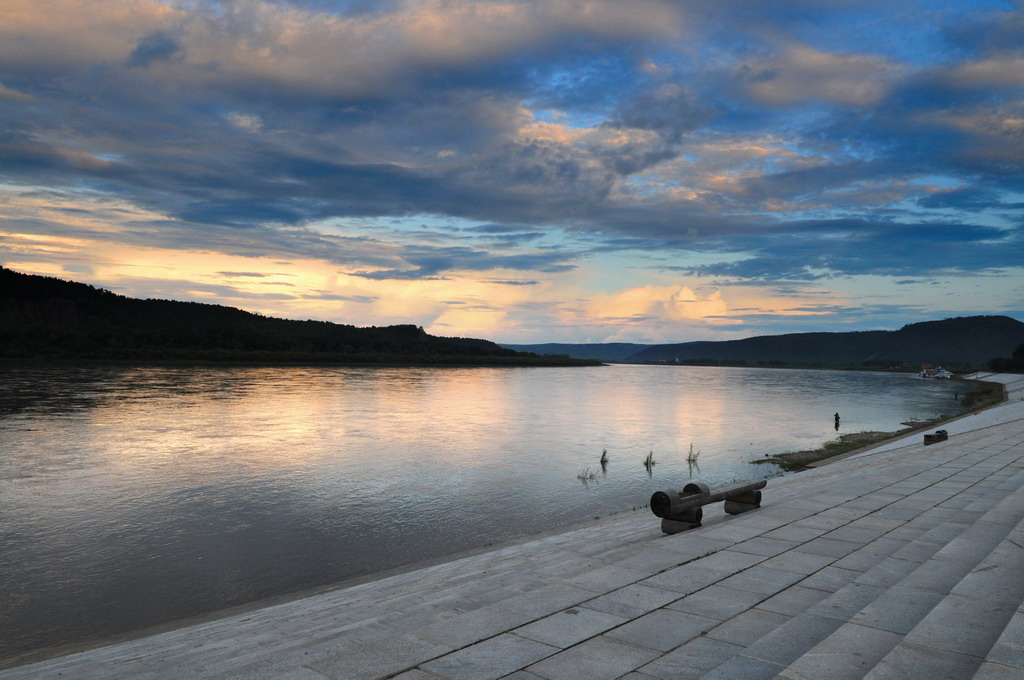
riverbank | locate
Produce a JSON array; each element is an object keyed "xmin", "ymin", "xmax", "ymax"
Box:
[{"xmin": 756, "ymin": 374, "xmax": 1011, "ymax": 471}]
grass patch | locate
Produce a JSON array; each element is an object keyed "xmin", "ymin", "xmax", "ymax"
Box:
[
  {"xmin": 752, "ymin": 433, "xmax": 899, "ymax": 472},
  {"xmin": 958, "ymin": 380, "xmax": 1004, "ymax": 410}
]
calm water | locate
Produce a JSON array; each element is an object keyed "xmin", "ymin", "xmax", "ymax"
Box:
[{"xmin": 0, "ymin": 364, "xmax": 967, "ymax": 662}]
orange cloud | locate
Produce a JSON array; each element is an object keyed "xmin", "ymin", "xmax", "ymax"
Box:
[{"xmin": 589, "ymin": 285, "xmax": 731, "ymax": 322}]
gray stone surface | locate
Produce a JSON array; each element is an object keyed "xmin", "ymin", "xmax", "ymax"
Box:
[
  {"xmin": 699, "ymin": 655, "xmax": 784, "ymax": 680},
  {"xmin": 850, "ymin": 585, "xmax": 944, "ymax": 634},
  {"xmin": 985, "ymin": 606, "xmax": 1024, "ymax": 669},
  {"xmin": 863, "ymin": 640, "xmax": 982, "ymax": 680},
  {"xmin": 513, "ymin": 607, "xmax": 626, "ymax": 648},
  {"xmin": 526, "ymin": 636, "xmax": 660, "ymax": 680},
  {"xmin": 729, "ymin": 536, "xmax": 800, "ymax": 557},
  {"xmin": 583, "ymin": 584, "xmax": 681, "ymax": 619},
  {"xmin": 417, "ymin": 606, "xmax": 534, "ymax": 648},
  {"xmin": 704, "ymin": 608, "xmax": 790, "ymax": 647},
  {"xmin": 808, "ymin": 583, "xmax": 885, "ymax": 621},
  {"xmin": 640, "ymin": 565, "xmax": 732, "ymax": 596},
  {"xmin": 665, "ymin": 585, "xmax": 766, "ymax": 620},
  {"xmin": 739, "ymin": 614, "xmax": 844, "ymax": 665},
  {"xmin": 604, "ymin": 609, "xmax": 717, "ymax": 653},
  {"xmin": 778, "ymin": 623, "xmax": 903, "ymax": 680},
  {"xmin": 758, "ymin": 550, "xmax": 836, "ymax": 574},
  {"xmin": 797, "ymin": 566, "xmax": 861, "ymax": 593},
  {"xmin": 973, "ymin": 661, "xmax": 1024, "ymax": 680},
  {"xmin": 717, "ymin": 565, "xmax": 806, "ymax": 595},
  {"xmin": 306, "ymin": 634, "xmax": 452, "ymax": 680},
  {"xmin": 755, "ymin": 586, "xmax": 831, "ymax": 617},
  {"xmin": 903, "ymin": 593, "xmax": 1015, "ymax": 657},
  {"xmin": 419, "ymin": 634, "xmax": 556, "ymax": 680},
  {"xmin": 635, "ymin": 637, "xmax": 743, "ymax": 680}
]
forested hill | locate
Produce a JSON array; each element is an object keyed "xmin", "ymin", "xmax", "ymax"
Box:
[
  {"xmin": 505, "ymin": 316, "xmax": 1024, "ymax": 368},
  {"xmin": 0, "ymin": 267, "xmax": 597, "ymax": 365},
  {"xmin": 501, "ymin": 343, "xmax": 648, "ymax": 362},
  {"xmin": 628, "ymin": 316, "xmax": 1024, "ymax": 368}
]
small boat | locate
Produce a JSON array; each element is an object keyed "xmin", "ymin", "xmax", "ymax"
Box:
[{"xmin": 920, "ymin": 366, "xmax": 954, "ymax": 378}]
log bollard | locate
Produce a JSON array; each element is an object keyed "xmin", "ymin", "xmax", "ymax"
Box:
[{"xmin": 651, "ymin": 479, "xmax": 767, "ymax": 534}]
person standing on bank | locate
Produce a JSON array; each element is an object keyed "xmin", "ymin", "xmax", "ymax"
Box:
[{"xmin": 834, "ymin": 412, "xmax": 840, "ymax": 431}]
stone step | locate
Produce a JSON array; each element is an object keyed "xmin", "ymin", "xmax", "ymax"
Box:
[
  {"xmin": 395, "ymin": 468, "xmax": 973, "ymax": 680},
  {"xmin": 626, "ymin": 456, "xmax": 1024, "ymax": 680},
  {"xmin": 972, "ymin": 598, "xmax": 1024, "ymax": 679},
  {"xmin": 777, "ymin": 475, "xmax": 1024, "ymax": 680},
  {"xmin": 861, "ymin": 517, "xmax": 1024, "ymax": 679}
]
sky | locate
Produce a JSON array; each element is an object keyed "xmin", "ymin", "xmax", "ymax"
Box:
[{"xmin": 1, "ymin": 0, "xmax": 1022, "ymax": 344}]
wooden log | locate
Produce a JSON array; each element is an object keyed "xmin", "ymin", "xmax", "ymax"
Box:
[
  {"xmin": 724, "ymin": 498, "xmax": 759, "ymax": 515},
  {"xmin": 650, "ymin": 479, "xmax": 767, "ymax": 519},
  {"xmin": 661, "ymin": 514, "xmax": 702, "ymax": 534}
]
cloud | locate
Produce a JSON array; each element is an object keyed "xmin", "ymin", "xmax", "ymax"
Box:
[
  {"xmin": 2, "ymin": 0, "xmax": 683, "ymax": 98},
  {"xmin": 589, "ymin": 285, "xmax": 730, "ymax": 322},
  {"xmin": 736, "ymin": 45, "xmax": 904, "ymax": 107},
  {"xmin": 226, "ymin": 113, "xmax": 264, "ymax": 132},
  {"xmin": 947, "ymin": 57, "xmax": 1024, "ymax": 88},
  {"xmin": 350, "ymin": 246, "xmax": 577, "ymax": 280},
  {"xmin": 679, "ymin": 220, "xmax": 1021, "ymax": 281},
  {"xmin": 0, "ymin": 82, "xmax": 35, "ymax": 103},
  {"xmin": 127, "ymin": 31, "xmax": 182, "ymax": 68},
  {"xmin": 916, "ymin": 185, "xmax": 1001, "ymax": 211}
]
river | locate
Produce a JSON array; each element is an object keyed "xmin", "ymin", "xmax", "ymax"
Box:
[{"xmin": 0, "ymin": 363, "xmax": 967, "ymax": 663}]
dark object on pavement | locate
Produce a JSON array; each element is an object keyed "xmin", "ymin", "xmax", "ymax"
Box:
[{"xmin": 651, "ymin": 479, "xmax": 767, "ymax": 534}]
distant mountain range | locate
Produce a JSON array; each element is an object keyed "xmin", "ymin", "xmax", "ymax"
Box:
[
  {"xmin": 504, "ymin": 316, "xmax": 1024, "ymax": 368},
  {"xmin": 499, "ymin": 343, "xmax": 650, "ymax": 363},
  {"xmin": 0, "ymin": 267, "xmax": 597, "ymax": 365}
]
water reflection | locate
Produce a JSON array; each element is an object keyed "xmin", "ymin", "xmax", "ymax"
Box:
[{"xmin": 0, "ymin": 364, "xmax": 969, "ymax": 664}]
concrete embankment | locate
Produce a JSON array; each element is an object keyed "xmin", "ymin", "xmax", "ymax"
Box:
[{"xmin": 3, "ymin": 374, "xmax": 1023, "ymax": 679}]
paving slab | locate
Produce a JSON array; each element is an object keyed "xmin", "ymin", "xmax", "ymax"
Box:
[
  {"xmin": 699, "ymin": 655, "xmax": 784, "ymax": 680},
  {"xmin": 664, "ymin": 585, "xmax": 766, "ymax": 621},
  {"xmin": 513, "ymin": 607, "xmax": 627, "ymax": 648},
  {"xmin": 416, "ymin": 606, "xmax": 535, "ymax": 648},
  {"xmin": 863, "ymin": 640, "xmax": 982, "ymax": 680},
  {"xmin": 777, "ymin": 623, "xmax": 903, "ymax": 680},
  {"xmin": 526, "ymin": 636, "xmax": 660, "ymax": 680},
  {"xmin": 305, "ymin": 634, "xmax": 452, "ymax": 680},
  {"xmin": 984, "ymin": 605, "xmax": 1024, "ymax": 669},
  {"xmin": 704, "ymin": 608, "xmax": 791, "ymax": 647},
  {"xmin": 583, "ymin": 584, "xmax": 682, "ymax": 619},
  {"xmin": 755, "ymin": 585, "xmax": 831, "ymax": 616},
  {"xmin": 903, "ymin": 593, "xmax": 1016, "ymax": 657},
  {"xmin": 419, "ymin": 634, "xmax": 556, "ymax": 680},
  {"xmin": 738, "ymin": 613, "xmax": 844, "ymax": 665},
  {"xmin": 716, "ymin": 565, "xmax": 807, "ymax": 595},
  {"xmin": 604, "ymin": 609, "xmax": 717, "ymax": 653},
  {"xmin": 849, "ymin": 585, "xmax": 945, "ymax": 634},
  {"xmin": 634, "ymin": 637, "xmax": 743, "ymax": 680}
]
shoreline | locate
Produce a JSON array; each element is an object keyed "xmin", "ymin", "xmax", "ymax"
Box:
[{"xmin": 755, "ymin": 375, "xmax": 1009, "ymax": 471}]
